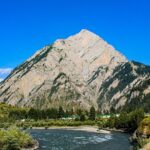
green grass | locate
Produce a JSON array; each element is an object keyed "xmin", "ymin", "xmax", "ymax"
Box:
[{"xmin": 15, "ymin": 120, "xmax": 98, "ymax": 128}]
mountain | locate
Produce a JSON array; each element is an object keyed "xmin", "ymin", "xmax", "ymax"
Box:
[
  {"xmin": 0, "ymin": 29, "xmax": 149, "ymax": 112},
  {"xmin": 98, "ymin": 61, "xmax": 150, "ymax": 113}
]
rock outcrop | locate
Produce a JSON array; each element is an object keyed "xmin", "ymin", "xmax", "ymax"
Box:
[{"xmin": 98, "ymin": 61, "xmax": 150, "ymax": 112}]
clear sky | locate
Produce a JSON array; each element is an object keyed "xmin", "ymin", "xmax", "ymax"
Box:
[{"xmin": 0, "ymin": 0, "xmax": 150, "ymax": 80}]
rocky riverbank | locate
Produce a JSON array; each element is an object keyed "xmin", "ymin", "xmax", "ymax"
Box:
[
  {"xmin": 22, "ymin": 140, "xmax": 39, "ymax": 150},
  {"xmin": 130, "ymin": 117, "xmax": 150, "ymax": 150}
]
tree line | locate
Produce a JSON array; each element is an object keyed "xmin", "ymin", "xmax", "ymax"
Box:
[
  {"xmin": 104, "ymin": 108, "xmax": 144, "ymax": 132},
  {"xmin": 8, "ymin": 106, "xmax": 96, "ymax": 121}
]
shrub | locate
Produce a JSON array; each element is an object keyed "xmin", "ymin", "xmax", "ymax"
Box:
[{"xmin": 0, "ymin": 127, "xmax": 35, "ymax": 149}]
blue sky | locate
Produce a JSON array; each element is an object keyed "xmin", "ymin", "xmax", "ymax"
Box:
[{"xmin": 0, "ymin": 0, "xmax": 150, "ymax": 80}]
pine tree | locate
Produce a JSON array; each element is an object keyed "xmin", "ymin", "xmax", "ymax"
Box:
[
  {"xmin": 58, "ymin": 106, "xmax": 65, "ymax": 118},
  {"xmin": 28, "ymin": 108, "xmax": 39, "ymax": 119},
  {"xmin": 89, "ymin": 106, "xmax": 96, "ymax": 121},
  {"xmin": 80, "ymin": 114, "xmax": 86, "ymax": 121}
]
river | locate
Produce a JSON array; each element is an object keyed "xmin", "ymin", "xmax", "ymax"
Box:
[{"xmin": 30, "ymin": 129, "xmax": 132, "ymax": 150}]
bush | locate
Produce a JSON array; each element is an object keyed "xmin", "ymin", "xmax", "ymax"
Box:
[
  {"xmin": 138, "ymin": 117, "xmax": 150, "ymax": 136},
  {"xmin": 0, "ymin": 127, "xmax": 35, "ymax": 149}
]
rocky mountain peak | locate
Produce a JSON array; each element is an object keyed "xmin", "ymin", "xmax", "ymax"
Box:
[
  {"xmin": 0, "ymin": 30, "xmax": 148, "ymax": 113},
  {"xmin": 54, "ymin": 29, "xmax": 127, "ymax": 66},
  {"xmin": 69, "ymin": 29, "xmax": 100, "ymax": 40},
  {"xmin": 54, "ymin": 29, "xmax": 100, "ymax": 46}
]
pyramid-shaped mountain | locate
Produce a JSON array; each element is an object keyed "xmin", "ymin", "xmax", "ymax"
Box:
[{"xmin": 0, "ymin": 30, "xmax": 149, "ymax": 112}]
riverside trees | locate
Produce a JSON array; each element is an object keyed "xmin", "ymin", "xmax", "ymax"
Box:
[
  {"xmin": 0, "ymin": 102, "xmax": 145, "ymax": 133},
  {"xmin": 8, "ymin": 105, "xmax": 97, "ymax": 121},
  {"xmin": 105, "ymin": 108, "xmax": 144, "ymax": 132}
]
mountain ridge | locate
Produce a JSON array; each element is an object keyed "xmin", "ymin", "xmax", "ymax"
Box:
[{"xmin": 0, "ymin": 30, "xmax": 149, "ymax": 112}]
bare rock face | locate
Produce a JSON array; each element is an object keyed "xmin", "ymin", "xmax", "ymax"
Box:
[
  {"xmin": 0, "ymin": 29, "xmax": 149, "ymax": 112},
  {"xmin": 98, "ymin": 61, "xmax": 150, "ymax": 113}
]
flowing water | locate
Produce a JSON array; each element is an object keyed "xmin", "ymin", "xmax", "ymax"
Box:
[{"xmin": 30, "ymin": 129, "xmax": 132, "ymax": 150}]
